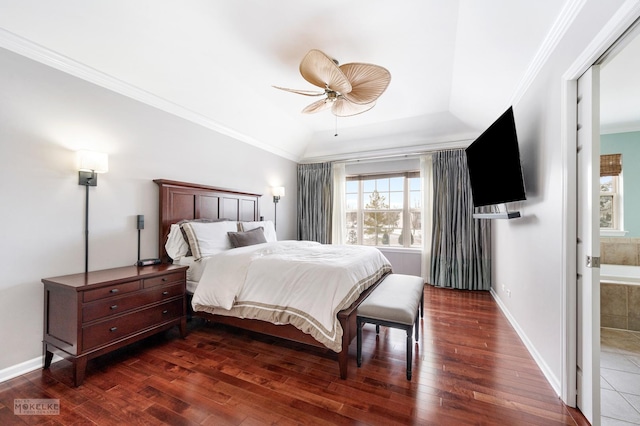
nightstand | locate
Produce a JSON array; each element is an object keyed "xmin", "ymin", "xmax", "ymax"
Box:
[{"xmin": 42, "ymin": 264, "xmax": 188, "ymax": 386}]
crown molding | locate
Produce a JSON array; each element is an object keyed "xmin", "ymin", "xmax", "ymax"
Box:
[
  {"xmin": 601, "ymin": 122, "xmax": 640, "ymax": 134},
  {"xmin": 510, "ymin": 0, "xmax": 587, "ymax": 106},
  {"xmin": 564, "ymin": 0, "xmax": 640, "ymax": 80},
  {"xmin": 0, "ymin": 28, "xmax": 300, "ymax": 163}
]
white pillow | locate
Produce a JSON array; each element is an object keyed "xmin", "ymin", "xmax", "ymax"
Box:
[
  {"xmin": 165, "ymin": 224, "xmax": 189, "ymax": 260},
  {"xmin": 181, "ymin": 221, "xmax": 239, "ymax": 260},
  {"xmin": 240, "ymin": 220, "xmax": 277, "ymax": 242}
]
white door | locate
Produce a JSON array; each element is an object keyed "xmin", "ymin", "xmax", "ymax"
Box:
[{"xmin": 576, "ymin": 65, "xmax": 601, "ymax": 424}]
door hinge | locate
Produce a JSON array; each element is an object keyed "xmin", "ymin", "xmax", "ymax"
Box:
[{"xmin": 586, "ymin": 256, "xmax": 600, "ymax": 268}]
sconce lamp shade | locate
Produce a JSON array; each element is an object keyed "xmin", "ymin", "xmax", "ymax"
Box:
[
  {"xmin": 77, "ymin": 150, "xmax": 108, "ymax": 186},
  {"xmin": 272, "ymin": 186, "xmax": 285, "ymax": 203},
  {"xmin": 272, "ymin": 186, "xmax": 285, "ymax": 198},
  {"xmin": 77, "ymin": 150, "xmax": 109, "ymax": 173}
]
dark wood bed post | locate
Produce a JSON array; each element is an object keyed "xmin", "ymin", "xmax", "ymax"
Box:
[
  {"xmin": 338, "ymin": 312, "xmax": 353, "ymax": 379},
  {"xmin": 336, "ymin": 287, "xmax": 383, "ymax": 379},
  {"xmin": 154, "ymin": 179, "xmax": 387, "ymax": 379}
]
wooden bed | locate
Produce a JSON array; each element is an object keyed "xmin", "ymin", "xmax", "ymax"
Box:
[{"xmin": 154, "ymin": 179, "xmax": 387, "ymax": 379}]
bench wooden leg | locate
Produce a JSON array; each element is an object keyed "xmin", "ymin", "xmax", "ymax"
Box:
[
  {"xmin": 356, "ymin": 318, "xmax": 363, "ymax": 367},
  {"xmin": 406, "ymin": 328, "xmax": 412, "ymax": 380}
]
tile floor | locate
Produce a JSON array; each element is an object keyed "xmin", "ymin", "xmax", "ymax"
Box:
[{"xmin": 601, "ymin": 327, "xmax": 640, "ymax": 425}]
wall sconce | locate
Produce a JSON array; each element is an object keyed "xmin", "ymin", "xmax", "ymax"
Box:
[
  {"xmin": 77, "ymin": 150, "xmax": 109, "ymax": 273},
  {"xmin": 272, "ymin": 186, "xmax": 285, "ymax": 203},
  {"xmin": 272, "ymin": 186, "xmax": 285, "ymax": 230},
  {"xmin": 77, "ymin": 150, "xmax": 109, "ymax": 186}
]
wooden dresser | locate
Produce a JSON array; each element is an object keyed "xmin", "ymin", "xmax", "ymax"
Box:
[{"xmin": 42, "ymin": 264, "xmax": 188, "ymax": 386}]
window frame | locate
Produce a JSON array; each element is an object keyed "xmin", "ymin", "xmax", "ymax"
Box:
[
  {"xmin": 599, "ymin": 170, "xmax": 625, "ymax": 237},
  {"xmin": 345, "ymin": 171, "xmax": 421, "ymax": 248}
]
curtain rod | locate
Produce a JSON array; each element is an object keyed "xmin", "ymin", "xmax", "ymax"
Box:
[
  {"xmin": 300, "ymin": 139, "xmax": 471, "ymax": 165},
  {"xmin": 334, "ymin": 147, "xmax": 467, "ymax": 166},
  {"xmin": 339, "ymin": 152, "xmax": 424, "ymax": 165}
]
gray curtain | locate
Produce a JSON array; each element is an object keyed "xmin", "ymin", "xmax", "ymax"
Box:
[
  {"xmin": 297, "ymin": 162, "xmax": 333, "ymax": 243},
  {"xmin": 430, "ymin": 150, "xmax": 491, "ymax": 290}
]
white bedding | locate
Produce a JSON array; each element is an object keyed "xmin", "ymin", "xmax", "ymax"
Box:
[
  {"xmin": 191, "ymin": 240, "xmax": 392, "ymax": 352},
  {"xmin": 177, "ymin": 256, "xmax": 207, "ymax": 284}
]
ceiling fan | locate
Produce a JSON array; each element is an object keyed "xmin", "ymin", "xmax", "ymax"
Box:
[{"xmin": 274, "ymin": 49, "xmax": 391, "ymax": 117}]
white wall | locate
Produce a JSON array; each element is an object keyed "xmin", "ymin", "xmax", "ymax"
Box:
[
  {"xmin": 490, "ymin": 0, "xmax": 627, "ymax": 394},
  {"xmin": 0, "ymin": 47, "xmax": 297, "ymax": 374},
  {"xmin": 378, "ymin": 248, "xmax": 421, "ymax": 276}
]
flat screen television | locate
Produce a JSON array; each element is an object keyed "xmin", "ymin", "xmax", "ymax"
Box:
[{"xmin": 464, "ymin": 106, "xmax": 526, "ymax": 208}]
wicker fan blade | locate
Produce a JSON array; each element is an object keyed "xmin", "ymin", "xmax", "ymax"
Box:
[
  {"xmin": 332, "ymin": 98, "xmax": 376, "ymax": 117},
  {"xmin": 300, "ymin": 49, "xmax": 352, "ymax": 94},
  {"xmin": 302, "ymin": 98, "xmax": 332, "ymax": 114},
  {"xmin": 272, "ymin": 86, "xmax": 325, "ymax": 97},
  {"xmin": 339, "ymin": 63, "xmax": 391, "ymax": 105}
]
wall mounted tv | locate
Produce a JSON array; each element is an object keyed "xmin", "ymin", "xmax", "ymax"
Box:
[{"xmin": 465, "ymin": 106, "xmax": 526, "ymax": 217}]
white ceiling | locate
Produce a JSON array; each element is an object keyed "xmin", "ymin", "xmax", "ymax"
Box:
[{"xmin": 0, "ymin": 1, "xmax": 637, "ymax": 161}]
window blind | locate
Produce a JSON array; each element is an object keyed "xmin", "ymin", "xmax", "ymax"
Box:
[{"xmin": 600, "ymin": 154, "xmax": 622, "ymax": 176}]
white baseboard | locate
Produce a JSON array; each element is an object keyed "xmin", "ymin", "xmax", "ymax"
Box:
[
  {"xmin": 0, "ymin": 355, "xmax": 62, "ymax": 384},
  {"xmin": 490, "ymin": 288, "xmax": 562, "ymax": 397}
]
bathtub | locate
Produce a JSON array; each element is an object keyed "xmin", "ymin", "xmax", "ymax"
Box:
[
  {"xmin": 600, "ymin": 264, "xmax": 640, "ymax": 285},
  {"xmin": 600, "ymin": 264, "xmax": 640, "ymax": 331}
]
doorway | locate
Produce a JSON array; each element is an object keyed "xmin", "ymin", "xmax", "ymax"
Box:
[
  {"xmin": 597, "ymin": 24, "xmax": 640, "ymax": 424},
  {"xmin": 565, "ymin": 9, "xmax": 640, "ymax": 425}
]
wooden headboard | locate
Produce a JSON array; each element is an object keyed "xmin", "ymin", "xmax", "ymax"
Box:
[{"xmin": 154, "ymin": 179, "xmax": 262, "ymax": 262}]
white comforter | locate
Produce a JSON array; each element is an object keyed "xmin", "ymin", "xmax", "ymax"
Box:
[{"xmin": 191, "ymin": 241, "xmax": 392, "ymax": 352}]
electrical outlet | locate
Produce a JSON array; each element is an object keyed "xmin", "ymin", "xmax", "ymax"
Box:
[
  {"xmin": 502, "ymin": 284, "xmax": 506, "ymax": 291},
  {"xmin": 507, "ymin": 289, "xmax": 511, "ymax": 297}
]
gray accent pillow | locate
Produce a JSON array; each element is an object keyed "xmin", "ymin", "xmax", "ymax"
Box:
[{"xmin": 227, "ymin": 227, "xmax": 267, "ymax": 248}]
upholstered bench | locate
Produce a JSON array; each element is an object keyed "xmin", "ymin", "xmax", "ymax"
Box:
[{"xmin": 356, "ymin": 274, "xmax": 424, "ymax": 380}]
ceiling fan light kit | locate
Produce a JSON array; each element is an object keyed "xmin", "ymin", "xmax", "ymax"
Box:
[{"xmin": 274, "ymin": 49, "xmax": 391, "ymax": 117}]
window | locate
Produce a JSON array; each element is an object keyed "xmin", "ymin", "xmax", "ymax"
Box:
[
  {"xmin": 600, "ymin": 153, "xmax": 623, "ymax": 233},
  {"xmin": 345, "ymin": 173, "xmax": 421, "ymax": 248},
  {"xmin": 600, "ymin": 175, "xmax": 621, "ymax": 229}
]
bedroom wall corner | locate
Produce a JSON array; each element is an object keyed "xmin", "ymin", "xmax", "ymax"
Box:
[{"xmin": 0, "ymin": 46, "xmax": 297, "ymax": 376}]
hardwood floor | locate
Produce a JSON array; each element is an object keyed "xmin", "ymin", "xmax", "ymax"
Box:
[{"xmin": 0, "ymin": 285, "xmax": 589, "ymax": 425}]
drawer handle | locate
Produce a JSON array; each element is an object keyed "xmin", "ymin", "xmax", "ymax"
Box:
[
  {"xmin": 162, "ymin": 310, "xmax": 168, "ymax": 314},
  {"xmin": 162, "ymin": 291, "xmax": 169, "ymax": 296},
  {"xmin": 162, "ymin": 277, "xmax": 168, "ymax": 282},
  {"xmin": 110, "ymin": 327, "xmax": 118, "ymax": 332},
  {"xmin": 110, "ymin": 305, "xmax": 118, "ymax": 310},
  {"xmin": 110, "ymin": 289, "xmax": 119, "ymax": 294}
]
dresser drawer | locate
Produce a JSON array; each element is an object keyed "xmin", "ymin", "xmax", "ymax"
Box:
[
  {"xmin": 143, "ymin": 271, "xmax": 184, "ymax": 288},
  {"xmin": 83, "ymin": 280, "xmax": 141, "ymax": 302},
  {"xmin": 43, "ymin": 264, "xmax": 188, "ymax": 386},
  {"xmin": 82, "ymin": 298, "xmax": 184, "ymax": 351},
  {"xmin": 82, "ymin": 282, "xmax": 184, "ymax": 323}
]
